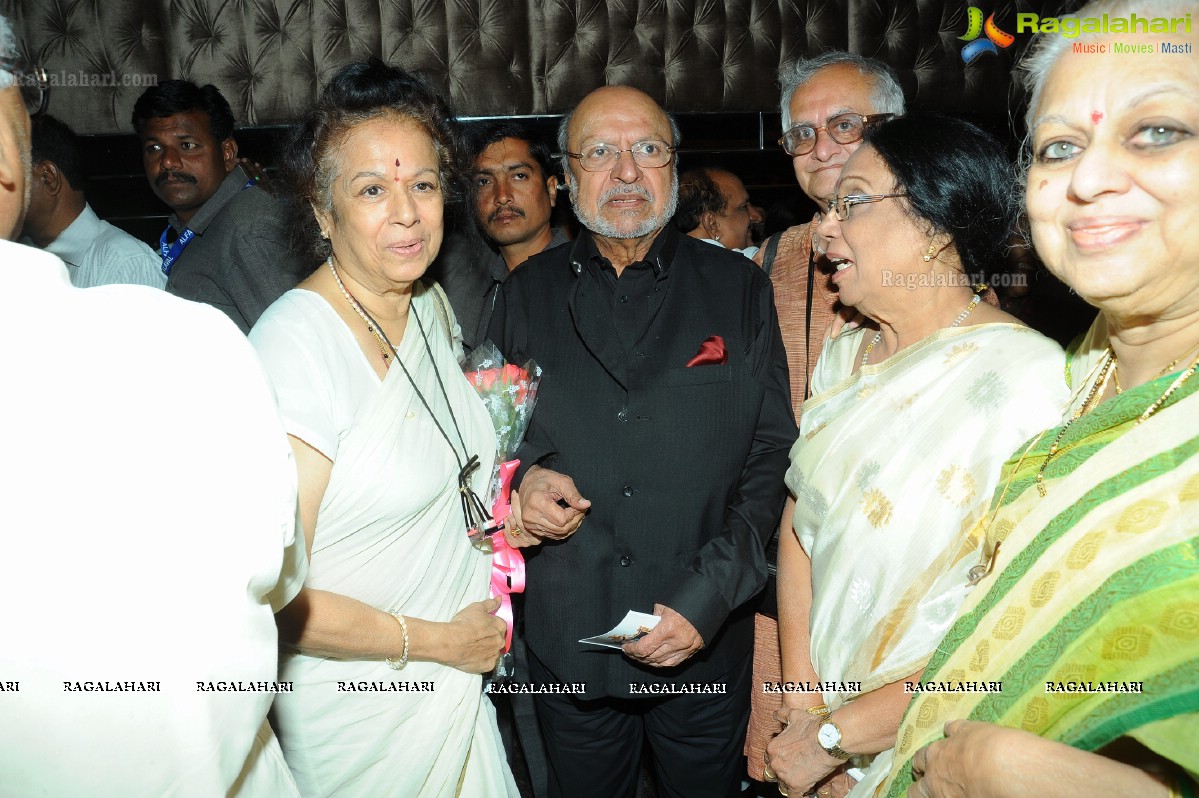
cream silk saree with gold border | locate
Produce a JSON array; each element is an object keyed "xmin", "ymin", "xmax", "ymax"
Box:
[{"xmin": 787, "ymin": 323, "xmax": 1067, "ymax": 795}]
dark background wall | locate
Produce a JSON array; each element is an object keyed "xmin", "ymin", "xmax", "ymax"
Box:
[
  {"xmin": 8, "ymin": 0, "xmax": 1080, "ymax": 223},
  {"xmin": 6, "ymin": 0, "xmax": 1091, "ymax": 340},
  {"xmin": 7, "ymin": 1, "xmax": 1078, "ymax": 131}
]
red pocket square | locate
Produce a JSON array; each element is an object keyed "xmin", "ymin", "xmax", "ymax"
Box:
[{"xmin": 686, "ymin": 335, "xmax": 728, "ymax": 367}]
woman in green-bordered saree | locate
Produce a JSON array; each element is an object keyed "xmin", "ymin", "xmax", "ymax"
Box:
[{"xmin": 882, "ymin": 2, "xmax": 1199, "ymax": 796}]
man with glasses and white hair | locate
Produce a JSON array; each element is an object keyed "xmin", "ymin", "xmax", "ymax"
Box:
[
  {"xmin": 0, "ymin": 14, "xmax": 303, "ymax": 796},
  {"xmin": 746, "ymin": 50, "xmax": 906, "ymax": 790},
  {"xmin": 488, "ymin": 85, "xmax": 795, "ymax": 798}
]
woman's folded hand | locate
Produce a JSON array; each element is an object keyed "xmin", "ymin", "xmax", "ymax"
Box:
[{"xmin": 444, "ymin": 597, "xmax": 507, "ymax": 673}]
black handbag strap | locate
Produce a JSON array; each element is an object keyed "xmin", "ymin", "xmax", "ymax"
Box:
[
  {"xmin": 803, "ymin": 238, "xmax": 817, "ymax": 401},
  {"xmin": 761, "ymin": 232, "xmax": 782, "ymax": 277}
]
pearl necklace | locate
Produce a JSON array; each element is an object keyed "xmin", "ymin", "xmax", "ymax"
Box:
[{"xmin": 861, "ymin": 290, "xmax": 983, "ymax": 367}]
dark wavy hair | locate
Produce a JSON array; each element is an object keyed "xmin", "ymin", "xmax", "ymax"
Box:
[
  {"xmin": 131, "ymin": 80, "xmax": 235, "ymax": 142},
  {"xmin": 282, "ymin": 59, "xmax": 466, "ymax": 263},
  {"xmin": 863, "ymin": 113, "xmax": 1018, "ymax": 285},
  {"xmin": 671, "ymin": 168, "xmax": 726, "ymax": 234}
]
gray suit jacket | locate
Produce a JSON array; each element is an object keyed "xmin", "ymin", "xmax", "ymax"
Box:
[{"xmin": 165, "ymin": 166, "xmax": 304, "ymax": 333}]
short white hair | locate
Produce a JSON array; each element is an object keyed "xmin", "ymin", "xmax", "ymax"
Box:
[{"xmin": 0, "ymin": 14, "xmax": 16, "ymax": 90}]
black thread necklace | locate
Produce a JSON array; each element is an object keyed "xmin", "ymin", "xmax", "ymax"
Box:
[{"xmin": 329, "ymin": 258, "xmax": 493, "ymax": 536}]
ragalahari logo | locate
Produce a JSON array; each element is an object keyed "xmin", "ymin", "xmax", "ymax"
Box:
[{"xmin": 959, "ymin": 7, "xmax": 1015, "ymax": 64}]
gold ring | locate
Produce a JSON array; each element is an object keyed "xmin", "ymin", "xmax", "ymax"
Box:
[
  {"xmin": 778, "ymin": 786, "xmax": 789, "ymax": 797},
  {"xmin": 762, "ymin": 764, "xmax": 777, "ymax": 782},
  {"xmin": 509, "ymin": 524, "xmax": 523, "ymax": 537}
]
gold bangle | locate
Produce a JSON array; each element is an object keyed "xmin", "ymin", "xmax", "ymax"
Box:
[
  {"xmin": 806, "ymin": 703, "xmax": 832, "ymax": 717},
  {"xmin": 385, "ymin": 609, "xmax": 409, "ymax": 671}
]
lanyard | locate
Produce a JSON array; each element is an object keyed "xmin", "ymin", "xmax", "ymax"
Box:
[
  {"xmin": 158, "ymin": 226, "xmax": 194, "ymax": 276},
  {"xmin": 158, "ymin": 177, "xmax": 257, "ymax": 276}
]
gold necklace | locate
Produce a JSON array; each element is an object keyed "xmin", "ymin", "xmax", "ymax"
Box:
[
  {"xmin": 966, "ymin": 427, "xmax": 1049, "ymax": 584},
  {"xmin": 328, "ymin": 257, "xmax": 394, "ymax": 365},
  {"xmin": 1114, "ymin": 351, "xmax": 1191, "ymax": 395},
  {"xmin": 971, "ymin": 345, "xmax": 1199, "ymax": 582},
  {"xmin": 1136, "ymin": 348, "xmax": 1199, "ymax": 426},
  {"xmin": 1037, "ymin": 345, "xmax": 1199, "ymax": 496},
  {"xmin": 1035, "ymin": 349, "xmax": 1115, "ymax": 497}
]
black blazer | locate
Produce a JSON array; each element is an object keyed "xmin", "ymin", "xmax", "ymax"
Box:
[{"xmin": 490, "ymin": 226, "xmax": 796, "ymax": 697}]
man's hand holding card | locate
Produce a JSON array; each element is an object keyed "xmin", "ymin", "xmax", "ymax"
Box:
[{"xmin": 622, "ymin": 604, "xmax": 704, "ymax": 668}]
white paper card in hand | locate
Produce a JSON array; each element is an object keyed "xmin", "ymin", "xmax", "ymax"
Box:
[{"xmin": 579, "ymin": 610, "xmax": 661, "ymax": 649}]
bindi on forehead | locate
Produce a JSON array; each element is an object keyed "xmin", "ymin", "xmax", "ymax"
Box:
[{"xmin": 1091, "ymin": 111, "xmax": 1103, "ymax": 125}]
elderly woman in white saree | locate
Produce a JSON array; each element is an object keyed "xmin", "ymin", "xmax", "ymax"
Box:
[
  {"xmin": 249, "ymin": 62, "xmax": 517, "ymax": 797},
  {"xmin": 764, "ymin": 115, "xmax": 1069, "ymax": 798}
]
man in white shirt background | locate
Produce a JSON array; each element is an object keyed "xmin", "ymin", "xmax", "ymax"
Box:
[
  {"xmin": 20, "ymin": 114, "xmax": 165, "ymax": 288},
  {"xmin": 672, "ymin": 166, "xmax": 762, "ymax": 258}
]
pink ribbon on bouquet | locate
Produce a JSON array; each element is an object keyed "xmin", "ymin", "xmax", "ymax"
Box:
[{"xmin": 489, "ymin": 459, "xmax": 526, "ymax": 653}]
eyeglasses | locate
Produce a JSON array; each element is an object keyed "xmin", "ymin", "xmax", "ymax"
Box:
[
  {"xmin": 0, "ymin": 57, "xmax": 49, "ymax": 118},
  {"xmin": 565, "ymin": 140, "xmax": 675, "ymax": 172},
  {"xmin": 778, "ymin": 112, "xmax": 894, "ymax": 156},
  {"xmin": 824, "ymin": 193, "xmax": 906, "ymax": 221}
]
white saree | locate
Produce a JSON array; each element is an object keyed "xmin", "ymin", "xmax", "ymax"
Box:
[
  {"xmin": 786, "ymin": 323, "xmax": 1067, "ymax": 796},
  {"xmin": 251, "ymin": 286, "xmax": 518, "ymax": 798}
]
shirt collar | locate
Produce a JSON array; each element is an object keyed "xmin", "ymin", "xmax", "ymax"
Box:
[
  {"xmin": 488, "ymin": 226, "xmax": 573, "ymax": 284},
  {"xmin": 169, "ymin": 164, "xmax": 252, "ymax": 234},
  {"xmin": 45, "ymin": 203, "xmax": 102, "ymax": 265},
  {"xmin": 568, "ymin": 224, "xmax": 679, "ymax": 278}
]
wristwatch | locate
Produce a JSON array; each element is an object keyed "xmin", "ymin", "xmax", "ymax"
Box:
[{"xmin": 816, "ymin": 720, "xmax": 853, "ymax": 760}]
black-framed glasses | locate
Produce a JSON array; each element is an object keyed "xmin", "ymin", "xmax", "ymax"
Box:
[
  {"xmin": 824, "ymin": 193, "xmax": 906, "ymax": 221},
  {"xmin": 778, "ymin": 112, "xmax": 894, "ymax": 156},
  {"xmin": 0, "ymin": 57, "xmax": 49, "ymax": 118},
  {"xmin": 565, "ymin": 140, "xmax": 675, "ymax": 172}
]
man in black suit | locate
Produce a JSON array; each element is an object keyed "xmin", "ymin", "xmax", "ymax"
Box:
[{"xmin": 489, "ymin": 85, "xmax": 795, "ymax": 798}]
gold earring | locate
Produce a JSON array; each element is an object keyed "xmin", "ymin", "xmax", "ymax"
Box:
[{"xmin": 923, "ymin": 241, "xmax": 937, "ymax": 262}]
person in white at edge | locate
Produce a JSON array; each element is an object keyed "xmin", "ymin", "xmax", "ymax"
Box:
[
  {"xmin": 0, "ymin": 15, "xmax": 306, "ymax": 796},
  {"xmin": 20, "ymin": 114, "xmax": 165, "ymax": 288}
]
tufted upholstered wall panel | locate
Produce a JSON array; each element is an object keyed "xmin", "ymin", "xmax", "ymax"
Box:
[{"xmin": 7, "ymin": 0, "xmax": 1075, "ymax": 135}]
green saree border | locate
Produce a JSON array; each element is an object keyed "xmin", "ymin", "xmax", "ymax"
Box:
[
  {"xmin": 920, "ymin": 434, "xmax": 1199, "ymax": 686},
  {"xmin": 967, "ymin": 541, "xmax": 1198, "ymax": 723},
  {"xmin": 1065, "ymin": 672, "xmax": 1199, "ymax": 751}
]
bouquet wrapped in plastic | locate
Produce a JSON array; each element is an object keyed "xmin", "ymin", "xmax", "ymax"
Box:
[{"xmin": 462, "ymin": 342, "xmax": 542, "ymax": 656}]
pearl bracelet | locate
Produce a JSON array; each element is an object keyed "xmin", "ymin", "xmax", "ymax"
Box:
[{"xmin": 385, "ymin": 610, "xmax": 409, "ymax": 671}]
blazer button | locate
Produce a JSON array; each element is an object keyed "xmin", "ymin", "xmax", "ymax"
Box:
[
  {"xmin": 617, "ymin": 408, "xmax": 629, "ymax": 422},
  {"xmin": 621, "ymin": 485, "xmax": 633, "ymax": 497},
  {"xmin": 620, "ymin": 555, "xmax": 634, "ymax": 567}
]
